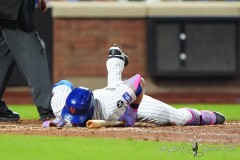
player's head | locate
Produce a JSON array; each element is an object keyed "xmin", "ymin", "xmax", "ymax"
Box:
[{"xmin": 61, "ymin": 87, "xmax": 94, "ymax": 127}]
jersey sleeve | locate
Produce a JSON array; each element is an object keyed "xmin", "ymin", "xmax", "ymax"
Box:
[{"xmin": 51, "ymin": 84, "xmax": 73, "ymax": 118}]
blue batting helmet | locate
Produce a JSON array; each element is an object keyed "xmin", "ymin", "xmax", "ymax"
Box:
[{"xmin": 61, "ymin": 87, "xmax": 94, "ymax": 127}]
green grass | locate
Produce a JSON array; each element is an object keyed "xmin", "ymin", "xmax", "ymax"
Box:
[
  {"xmin": 9, "ymin": 105, "xmax": 39, "ymax": 120},
  {"xmin": 0, "ymin": 135, "xmax": 239, "ymax": 160},
  {"xmin": 2, "ymin": 104, "xmax": 239, "ymax": 160}
]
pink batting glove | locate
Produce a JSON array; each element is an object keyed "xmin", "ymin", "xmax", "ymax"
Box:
[
  {"xmin": 42, "ymin": 118, "xmax": 65, "ymax": 128},
  {"xmin": 118, "ymin": 106, "xmax": 138, "ymax": 127}
]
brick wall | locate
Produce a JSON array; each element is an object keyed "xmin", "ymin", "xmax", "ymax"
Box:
[
  {"xmin": 5, "ymin": 16, "xmax": 240, "ymax": 104},
  {"xmin": 50, "ymin": 17, "xmax": 240, "ymax": 104},
  {"xmin": 5, "ymin": 2, "xmax": 240, "ymax": 104},
  {"xmin": 53, "ymin": 18, "xmax": 147, "ymax": 82}
]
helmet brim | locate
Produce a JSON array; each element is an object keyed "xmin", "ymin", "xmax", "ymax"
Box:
[{"xmin": 61, "ymin": 107, "xmax": 88, "ymax": 126}]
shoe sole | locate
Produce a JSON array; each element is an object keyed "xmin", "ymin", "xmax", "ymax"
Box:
[
  {"xmin": 0, "ymin": 117, "xmax": 20, "ymax": 122},
  {"xmin": 213, "ymin": 112, "xmax": 225, "ymax": 124},
  {"xmin": 109, "ymin": 48, "xmax": 129, "ymax": 67}
]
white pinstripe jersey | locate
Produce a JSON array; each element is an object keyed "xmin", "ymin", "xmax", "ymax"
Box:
[
  {"xmin": 92, "ymin": 83, "xmax": 136, "ymax": 121},
  {"xmin": 51, "ymin": 82, "xmax": 136, "ymax": 121},
  {"xmin": 51, "ymin": 58, "xmax": 193, "ymax": 126}
]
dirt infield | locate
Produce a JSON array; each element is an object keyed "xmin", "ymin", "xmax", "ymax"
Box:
[{"xmin": 0, "ymin": 120, "xmax": 239, "ymax": 145}]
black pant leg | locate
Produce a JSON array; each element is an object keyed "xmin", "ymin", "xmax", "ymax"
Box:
[
  {"xmin": 0, "ymin": 0, "xmax": 54, "ymax": 120},
  {"xmin": 0, "ymin": 29, "xmax": 15, "ymax": 98},
  {"xmin": 17, "ymin": 0, "xmax": 35, "ymax": 31},
  {"xmin": 1, "ymin": 26, "xmax": 54, "ymax": 119}
]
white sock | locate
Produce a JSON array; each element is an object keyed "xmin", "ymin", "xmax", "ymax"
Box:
[{"xmin": 106, "ymin": 58, "xmax": 124, "ymax": 86}]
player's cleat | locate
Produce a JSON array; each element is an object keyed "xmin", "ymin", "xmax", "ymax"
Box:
[
  {"xmin": 200, "ymin": 110, "xmax": 225, "ymax": 125},
  {"xmin": 0, "ymin": 100, "xmax": 20, "ymax": 122},
  {"xmin": 214, "ymin": 111, "xmax": 225, "ymax": 124},
  {"xmin": 109, "ymin": 44, "xmax": 129, "ymax": 67},
  {"xmin": 185, "ymin": 108, "xmax": 225, "ymax": 125}
]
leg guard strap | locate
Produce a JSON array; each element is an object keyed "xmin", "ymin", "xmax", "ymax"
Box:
[
  {"xmin": 200, "ymin": 111, "xmax": 216, "ymax": 125},
  {"xmin": 185, "ymin": 108, "xmax": 200, "ymax": 125}
]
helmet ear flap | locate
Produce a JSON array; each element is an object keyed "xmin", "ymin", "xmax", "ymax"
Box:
[{"xmin": 61, "ymin": 87, "xmax": 94, "ymax": 126}]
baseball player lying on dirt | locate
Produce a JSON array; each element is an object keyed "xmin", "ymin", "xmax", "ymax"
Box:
[{"xmin": 43, "ymin": 45, "xmax": 225, "ymax": 128}]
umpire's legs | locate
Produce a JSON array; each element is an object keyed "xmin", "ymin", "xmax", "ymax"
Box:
[
  {"xmin": 0, "ymin": 29, "xmax": 20, "ymax": 121},
  {"xmin": 1, "ymin": 27, "xmax": 54, "ymax": 119}
]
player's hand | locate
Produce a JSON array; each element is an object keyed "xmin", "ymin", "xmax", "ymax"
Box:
[
  {"xmin": 42, "ymin": 117, "xmax": 65, "ymax": 128},
  {"xmin": 118, "ymin": 106, "xmax": 137, "ymax": 127},
  {"xmin": 38, "ymin": 0, "xmax": 48, "ymax": 12}
]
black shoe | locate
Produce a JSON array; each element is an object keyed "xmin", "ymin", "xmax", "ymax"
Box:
[
  {"xmin": 0, "ymin": 101, "xmax": 20, "ymax": 122},
  {"xmin": 213, "ymin": 112, "xmax": 225, "ymax": 124},
  {"xmin": 200, "ymin": 110, "xmax": 225, "ymax": 125},
  {"xmin": 109, "ymin": 44, "xmax": 129, "ymax": 67},
  {"xmin": 40, "ymin": 113, "xmax": 55, "ymax": 122},
  {"xmin": 37, "ymin": 106, "xmax": 56, "ymax": 122}
]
